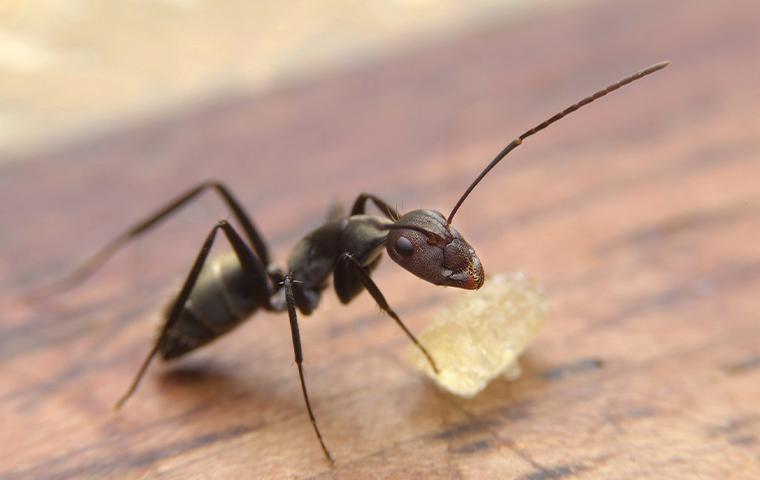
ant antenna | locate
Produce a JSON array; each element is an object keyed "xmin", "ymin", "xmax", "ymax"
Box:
[{"xmin": 447, "ymin": 61, "xmax": 670, "ymax": 225}]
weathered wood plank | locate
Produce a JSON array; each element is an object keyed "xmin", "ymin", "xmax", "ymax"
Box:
[{"xmin": 1, "ymin": 0, "xmax": 759, "ymax": 478}]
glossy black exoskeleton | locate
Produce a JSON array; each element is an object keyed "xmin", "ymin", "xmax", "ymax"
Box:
[{"xmin": 38, "ymin": 62, "xmax": 668, "ymax": 462}]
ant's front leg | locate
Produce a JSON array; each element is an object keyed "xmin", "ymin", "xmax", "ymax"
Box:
[
  {"xmin": 114, "ymin": 219, "xmax": 272, "ymax": 409},
  {"xmin": 350, "ymin": 193, "xmax": 400, "ymax": 220},
  {"xmin": 336, "ymin": 252, "xmax": 439, "ymax": 374}
]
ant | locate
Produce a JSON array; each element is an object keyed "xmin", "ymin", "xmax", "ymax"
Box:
[{"xmin": 38, "ymin": 61, "xmax": 668, "ymax": 462}]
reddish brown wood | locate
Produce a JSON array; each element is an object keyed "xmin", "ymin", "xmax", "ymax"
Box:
[{"xmin": 1, "ymin": 0, "xmax": 759, "ymax": 478}]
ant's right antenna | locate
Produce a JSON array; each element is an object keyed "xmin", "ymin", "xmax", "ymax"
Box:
[{"xmin": 447, "ymin": 61, "xmax": 670, "ymax": 225}]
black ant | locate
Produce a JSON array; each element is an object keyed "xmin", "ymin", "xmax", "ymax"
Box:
[{"xmin": 38, "ymin": 61, "xmax": 669, "ymax": 463}]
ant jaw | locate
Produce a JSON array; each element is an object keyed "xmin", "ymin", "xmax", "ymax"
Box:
[
  {"xmin": 444, "ymin": 244, "xmax": 486, "ymax": 290},
  {"xmin": 441, "ymin": 238, "xmax": 484, "ymax": 290},
  {"xmin": 441, "ymin": 265, "xmax": 484, "ymax": 289},
  {"xmin": 468, "ymin": 255, "xmax": 485, "ymax": 289}
]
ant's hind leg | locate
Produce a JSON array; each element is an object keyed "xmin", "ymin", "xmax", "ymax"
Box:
[
  {"xmin": 34, "ymin": 180, "xmax": 273, "ymax": 297},
  {"xmin": 114, "ymin": 220, "xmax": 273, "ymax": 409}
]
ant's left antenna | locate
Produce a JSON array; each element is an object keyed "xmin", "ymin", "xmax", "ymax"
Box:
[{"xmin": 447, "ymin": 61, "xmax": 670, "ymax": 225}]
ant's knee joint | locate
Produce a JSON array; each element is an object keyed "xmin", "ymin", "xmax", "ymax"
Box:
[{"xmin": 204, "ymin": 179, "xmax": 225, "ymax": 191}]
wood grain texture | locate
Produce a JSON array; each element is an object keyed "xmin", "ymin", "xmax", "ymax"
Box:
[{"xmin": 1, "ymin": 0, "xmax": 759, "ymax": 478}]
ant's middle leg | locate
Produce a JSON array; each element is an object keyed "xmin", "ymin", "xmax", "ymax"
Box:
[
  {"xmin": 36, "ymin": 180, "xmax": 276, "ymax": 296},
  {"xmin": 114, "ymin": 219, "xmax": 273, "ymax": 409},
  {"xmin": 282, "ymin": 275, "xmax": 334, "ymax": 464}
]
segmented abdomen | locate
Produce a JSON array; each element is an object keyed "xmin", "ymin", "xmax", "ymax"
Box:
[{"xmin": 158, "ymin": 253, "xmax": 262, "ymax": 360}]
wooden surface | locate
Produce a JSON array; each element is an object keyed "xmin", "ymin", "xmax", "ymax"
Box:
[{"xmin": 2, "ymin": 0, "xmax": 760, "ymax": 478}]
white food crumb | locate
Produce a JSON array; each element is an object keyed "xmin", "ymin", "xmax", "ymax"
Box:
[{"xmin": 406, "ymin": 272, "xmax": 550, "ymax": 397}]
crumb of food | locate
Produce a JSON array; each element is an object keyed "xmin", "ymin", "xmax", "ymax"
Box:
[{"xmin": 406, "ymin": 272, "xmax": 550, "ymax": 397}]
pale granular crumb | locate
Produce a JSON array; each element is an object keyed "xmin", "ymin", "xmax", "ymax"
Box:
[{"xmin": 406, "ymin": 272, "xmax": 550, "ymax": 397}]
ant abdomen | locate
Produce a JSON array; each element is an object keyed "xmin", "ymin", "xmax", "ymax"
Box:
[{"xmin": 157, "ymin": 253, "xmax": 262, "ymax": 360}]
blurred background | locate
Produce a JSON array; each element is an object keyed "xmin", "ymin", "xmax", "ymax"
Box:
[
  {"xmin": 2, "ymin": 1, "xmax": 760, "ymax": 478},
  {"xmin": 0, "ymin": 0, "xmax": 583, "ymax": 162}
]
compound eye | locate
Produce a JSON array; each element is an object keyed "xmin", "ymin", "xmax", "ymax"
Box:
[{"xmin": 395, "ymin": 236, "xmax": 414, "ymax": 256}]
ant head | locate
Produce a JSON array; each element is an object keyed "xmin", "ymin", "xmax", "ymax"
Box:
[
  {"xmin": 385, "ymin": 209, "xmax": 484, "ymax": 289},
  {"xmin": 387, "ymin": 62, "xmax": 668, "ymax": 290}
]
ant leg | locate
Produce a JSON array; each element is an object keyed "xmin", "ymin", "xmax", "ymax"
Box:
[
  {"xmin": 283, "ymin": 275, "xmax": 334, "ymax": 464},
  {"xmin": 115, "ymin": 220, "xmax": 273, "ymax": 409},
  {"xmin": 350, "ymin": 193, "xmax": 400, "ymax": 220},
  {"xmin": 35, "ymin": 180, "xmax": 274, "ymax": 296},
  {"xmin": 325, "ymin": 202, "xmax": 346, "ymax": 222},
  {"xmin": 337, "ymin": 253, "xmax": 439, "ymax": 374}
]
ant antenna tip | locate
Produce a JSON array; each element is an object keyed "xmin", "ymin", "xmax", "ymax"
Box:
[
  {"xmin": 650, "ymin": 60, "xmax": 671, "ymax": 71},
  {"xmin": 446, "ymin": 60, "xmax": 669, "ymax": 223}
]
